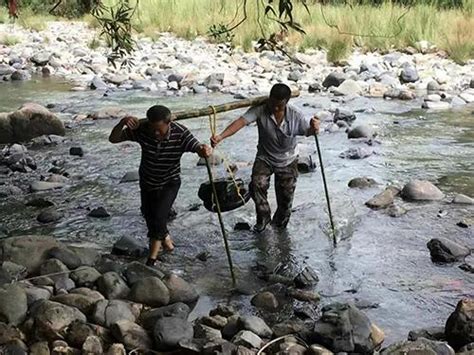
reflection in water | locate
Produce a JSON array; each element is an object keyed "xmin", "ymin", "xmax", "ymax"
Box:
[{"xmin": 0, "ymin": 83, "xmax": 473, "ymax": 343}]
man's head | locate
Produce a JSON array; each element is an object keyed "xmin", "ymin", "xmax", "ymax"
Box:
[
  {"xmin": 146, "ymin": 105, "xmax": 172, "ymax": 137},
  {"xmin": 268, "ymin": 83, "xmax": 291, "ymax": 117}
]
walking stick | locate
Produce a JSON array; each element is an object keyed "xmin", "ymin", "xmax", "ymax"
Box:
[
  {"xmin": 314, "ymin": 134, "xmax": 337, "ymax": 246},
  {"xmin": 204, "ymin": 157, "xmax": 237, "ymax": 286}
]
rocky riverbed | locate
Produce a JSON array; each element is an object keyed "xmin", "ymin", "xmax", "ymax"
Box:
[{"xmin": 0, "ymin": 20, "xmax": 473, "ymax": 354}]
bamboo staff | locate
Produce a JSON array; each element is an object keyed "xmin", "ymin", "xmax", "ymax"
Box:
[{"xmin": 172, "ymin": 90, "xmax": 300, "ymax": 121}]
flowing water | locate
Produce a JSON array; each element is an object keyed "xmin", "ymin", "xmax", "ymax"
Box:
[{"xmin": 1, "ymin": 79, "xmax": 473, "ymax": 344}]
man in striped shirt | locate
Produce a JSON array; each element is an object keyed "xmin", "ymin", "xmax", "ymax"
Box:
[{"xmin": 109, "ymin": 105, "xmax": 212, "ymax": 266}]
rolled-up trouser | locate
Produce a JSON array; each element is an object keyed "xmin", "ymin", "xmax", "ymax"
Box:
[
  {"xmin": 249, "ymin": 158, "xmax": 298, "ymax": 228},
  {"xmin": 140, "ymin": 179, "xmax": 181, "ymax": 240}
]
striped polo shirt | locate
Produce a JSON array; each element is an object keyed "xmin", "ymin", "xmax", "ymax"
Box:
[{"xmin": 122, "ymin": 121, "xmax": 201, "ymax": 191}]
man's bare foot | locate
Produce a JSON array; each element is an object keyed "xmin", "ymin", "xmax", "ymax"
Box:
[{"xmin": 162, "ymin": 235, "xmax": 175, "ymax": 252}]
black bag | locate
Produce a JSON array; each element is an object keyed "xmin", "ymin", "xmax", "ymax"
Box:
[{"xmin": 198, "ymin": 177, "xmax": 251, "ymax": 212}]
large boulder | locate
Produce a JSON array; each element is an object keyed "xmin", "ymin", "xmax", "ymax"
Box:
[
  {"xmin": 128, "ymin": 276, "xmax": 170, "ymax": 307},
  {"xmin": 70, "ymin": 267, "xmax": 102, "ymax": 287},
  {"xmin": 381, "ymin": 338, "xmax": 454, "ymax": 355},
  {"xmin": 92, "ymin": 300, "xmax": 138, "ymax": 328},
  {"xmin": 111, "ymin": 236, "xmax": 147, "ymax": 258},
  {"xmin": 348, "ymin": 177, "xmax": 377, "ymax": 189},
  {"xmin": 401, "ymin": 180, "xmax": 444, "ymax": 201},
  {"xmin": 163, "ymin": 274, "xmax": 199, "ymax": 304},
  {"xmin": 348, "ymin": 125, "xmax": 375, "ymax": 139},
  {"xmin": 0, "ymin": 104, "xmax": 65, "ymax": 144},
  {"xmin": 427, "ymin": 238, "xmax": 470, "ymax": 263},
  {"xmin": 238, "ymin": 316, "xmax": 272, "ymax": 338},
  {"xmin": 0, "ymin": 235, "xmax": 60, "ymax": 274},
  {"xmin": 322, "ymin": 72, "xmax": 346, "ymax": 88},
  {"xmin": 30, "ymin": 300, "xmax": 87, "ymax": 340},
  {"xmin": 51, "ymin": 293, "xmax": 100, "ymax": 316},
  {"xmin": 312, "ymin": 303, "xmax": 383, "ymax": 353},
  {"xmin": 153, "ymin": 316, "xmax": 194, "ymax": 351},
  {"xmin": 365, "ymin": 186, "xmax": 401, "ymax": 210},
  {"xmin": 445, "ymin": 298, "xmax": 474, "ymax": 350},
  {"xmin": 110, "ymin": 320, "xmax": 152, "ymax": 351},
  {"xmin": 97, "ymin": 272, "xmax": 130, "ymax": 300},
  {"xmin": 48, "ymin": 247, "xmax": 82, "ymax": 270},
  {"xmin": 140, "ymin": 303, "xmax": 191, "ymax": 330},
  {"xmin": 123, "ymin": 261, "xmax": 165, "ymax": 285},
  {"xmin": 0, "ymin": 285, "xmax": 27, "ymax": 325}
]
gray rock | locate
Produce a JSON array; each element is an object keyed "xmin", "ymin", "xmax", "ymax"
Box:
[
  {"xmin": 30, "ymin": 300, "xmax": 87, "ymax": 340},
  {"xmin": 365, "ymin": 186, "xmax": 401, "ymax": 210},
  {"xmin": 452, "ymin": 194, "xmax": 474, "ymax": 205},
  {"xmin": 428, "ymin": 238, "xmax": 470, "ymax": 263},
  {"xmin": 54, "ymin": 277, "xmax": 76, "ymax": 293},
  {"xmin": 119, "ymin": 171, "xmax": 139, "ymax": 183},
  {"xmin": 294, "ymin": 266, "xmax": 319, "ymax": 288},
  {"xmin": 129, "ymin": 276, "xmax": 169, "ymax": 307},
  {"xmin": 163, "ymin": 274, "xmax": 198, "ymax": 304},
  {"xmin": 201, "ymin": 315, "xmax": 228, "ymax": 330},
  {"xmin": 471, "ymin": 79, "xmax": 474, "ymax": 89},
  {"xmin": 0, "ymin": 342, "xmax": 27, "ymax": 355},
  {"xmin": 251, "ymin": 291, "xmax": 279, "ymax": 311},
  {"xmin": 204, "ymin": 73, "xmax": 224, "ymax": 90},
  {"xmin": 232, "ymin": 330, "xmax": 263, "ymax": 349},
  {"xmin": 399, "ymin": 65, "xmax": 419, "ymax": 83},
  {"xmin": 323, "ymin": 72, "xmax": 346, "ymax": 88},
  {"xmin": 288, "ymin": 70, "xmax": 303, "ymax": 82},
  {"xmin": 451, "ymin": 96, "xmax": 467, "ymax": 107},
  {"xmin": 82, "ymin": 335, "xmax": 103, "ymax": 354},
  {"xmin": 0, "ymin": 322, "xmax": 23, "ymax": 345},
  {"xmin": 309, "ymin": 83, "xmax": 323, "ymax": 93},
  {"xmin": 29, "ymin": 341, "xmax": 50, "ymax": 355},
  {"xmin": 123, "ymin": 261, "xmax": 164, "ymax": 285},
  {"xmin": 88, "ymin": 207, "xmax": 110, "ymax": 218},
  {"xmin": 51, "ymin": 293, "xmax": 100, "ymax": 315},
  {"xmin": 457, "ymin": 217, "xmax": 474, "ymax": 228},
  {"xmin": 384, "ymin": 89, "xmax": 416, "ymax": 100},
  {"xmin": 40, "ymin": 258, "xmax": 69, "ymax": 282},
  {"xmin": 238, "ymin": 316, "xmax": 272, "ymax": 338},
  {"xmin": 408, "ymin": 326, "xmax": 445, "ymax": 341},
  {"xmin": 103, "ymin": 73, "xmax": 128, "ymax": 85},
  {"xmin": 98, "ymin": 272, "xmax": 130, "ymax": 300},
  {"xmin": 168, "ymin": 73, "xmax": 183, "ymax": 83},
  {"xmin": 312, "ymin": 302, "xmax": 379, "ymax": 353},
  {"xmin": 48, "ymin": 247, "xmax": 81, "ymax": 270},
  {"xmin": 422, "ymin": 101, "xmax": 450, "ymax": 110},
  {"xmin": 339, "ymin": 147, "xmax": 373, "ymax": 159},
  {"xmin": 192, "ymin": 84, "xmax": 208, "ymax": 94},
  {"xmin": 401, "ymin": 180, "xmax": 444, "ymax": 201},
  {"xmin": 1, "ymin": 261, "xmax": 27, "ymax": 281},
  {"xmin": 194, "ymin": 323, "xmax": 222, "ymax": 342},
  {"xmin": 381, "ymin": 338, "xmax": 454, "ymax": 355},
  {"xmin": 31, "ymin": 52, "xmax": 51, "ymax": 66},
  {"xmin": 140, "ymin": 302, "xmax": 190, "ymax": 330},
  {"xmin": 0, "ymin": 267, "xmax": 12, "ymax": 287},
  {"xmin": 348, "ymin": 125, "xmax": 375, "ymax": 139},
  {"xmin": 22, "ymin": 284, "xmax": 52, "ymax": 305},
  {"xmin": 90, "ymin": 76, "xmax": 108, "ymax": 90},
  {"xmin": 111, "ymin": 236, "xmax": 147, "ymax": 258},
  {"xmin": 308, "ymin": 344, "xmax": 334, "ymax": 355},
  {"xmin": 68, "ymin": 246, "xmax": 101, "ymax": 267},
  {"xmin": 89, "ymin": 107, "xmax": 129, "ymax": 120},
  {"xmin": 11, "ymin": 70, "xmax": 30, "ymax": 81},
  {"xmin": 106, "ymin": 344, "xmax": 126, "ymax": 355},
  {"xmin": 427, "ymin": 81, "xmax": 441, "ymax": 92},
  {"xmin": 0, "ymin": 64, "xmax": 14, "ymax": 76},
  {"xmin": 153, "ymin": 316, "xmax": 194, "ymax": 350},
  {"xmin": 222, "ymin": 315, "xmax": 240, "ymax": 340},
  {"xmin": 289, "ymin": 289, "xmax": 321, "ymax": 303},
  {"xmin": 334, "ymin": 80, "xmax": 362, "ymax": 96},
  {"xmin": 30, "ymin": 181, "xmax": 65, "ymax": 192},
  {"xmin": 92, "ymin": 300, "xmax": 136, "ymax": 327},
  {"xmin": 348, "ymin": 177, "xmax": 377, "ymax": 188},
  {"xmin": 70, "ymin": 267, "xmax": 101, "ymax": 287},
  {"xmin": 333, "ymin": 108, "xmax": 356, "ymax": 123},
  {"xmin": 111, "ymin": 320, "xmax": 152, "ymax": 351},
  {"xmin": 69, "ymin": 147, "xmax": 84, "ymax": 157},
  {"xmin": 210, "ymin": 304, "xmax": 238, "ymax": 318},
  {"xmin": 37, "ymin": 208, "xmax": 63, "ymax": 224},
  {"xmin": 385, "ymin": 204, "xmax": 407, "ymax": 218},
  {"xmin": 0, "ymin": 285, "xmax": 27, "ymax": 325},
  {"xmin": 69, "ymin": 288, "xmax": 104, "ymax": 302}
]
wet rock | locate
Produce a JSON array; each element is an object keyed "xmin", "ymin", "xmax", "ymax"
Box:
[
  {"xmin": 70, "ymin": 288, "xmax": 104, "ymax": 302},
  {"xmin": 48, "ymin": 247, "xmax": 81, "ymax": 270},
  {"xmin": 106, "ymin": 343, "xmax": 126, "ymax": 355},
  {"xmin": 92, "ymin": 300, "xmax": 137, "ymax": 327},
  {"xmin": 210, "ymin": 304, "xmax": 238, "ymax": 318},
  {"xmin": 119, "ymin": 171, "xmax": 139, "ymax": 183},
  {"xmin": 50, "ymin": 341, "xmax": 79, "ymax": 355},
  {"xmin": 348, "ymin": 177, "xmax": 377, "ymax": 189},
  {"xmin": 0, "ymin": 103, "xmax": 65, "ymax": 144},
  {"xmin": 30, "ymin": 300, "xmax": 87, "ymax": 341},
  {"xmin": 111, "ymin": 320, "xmax": 152, "ymax": 351},
  {"xmin": 70, "ymin": 267, "xmax": 101, "ymax": 287},
  {"xmin": 88, "ymin": 207, "xmax": 110, "ymax": 218},
  {"xmin": 308, "ymin": 344, "xmax": 334, "ymax": 355},
  {"xmin": 333, "ymin": 108, "xmax": 356, "ymax": 123},
  {"xmin": 445, "ymin": 298, "xmax": 474, "ymax": 350},
  {"xmin": 399, "ymin": 65, "xmax": 419, "ymax": 83},
  {"xmin": 294, "ymin": 266, "xmax": 319, "ymax": 288},
  {"xmin": 40, "ymin": 258, "xmax": 69, "ymax": 281},
  {"xmin": 222, "ymin": 315, "xmax": 240, "ymax": 340},
  {"xmin": 251, "ymin": 291, "xmax": 279, "ymax": 311},
  {"xmin": 272, "ymin": 319, "xmax": 307, "ymax": 338},
  {"xmin": 1, "ymin": 261, "xmax": 27, "ymax": 281},
  {"xmin": 0, "ymin": 284, "xmax": 27, "ymax": 326},
  {"xmin": 204, "ymin": 73, "xmax": 224, "ymax": 90},
  {"xmin": 153, "ymin": 316, "xmax": 194, "ymax": 350},
  {"xmin": 66, "ymin": 321, "xmax": 103, "ymax": 348},
  {"xmin": 381, "ymin": 338, "xmax": 454, "ymax": 355},
  {"xmin": 457, "ymin": 217, "xmax": 473, "ymax": 228},
  {"xmin": 334, "ymin": 80, "xmax": 362, "ymax": 96},
  {"xmin": 232, "ymin": 330, "xmax": 263, "ymax": 350},
  {"xmin": 234, "ymin": 222, "xmax": 251, "ymax": 231},
  {"xmin": 123, "ymin": 261, "xmax": 164, "ymax": 285},
  {"xmin": 37, "ymin": 208, "xmax": 63, "ymax": 224},
  {"xmin": 289, "ymin": 289, "xmax": 321, "ymax": 303},
  {"xmin": 111, "ymin": 236, "xmax": 147, "ymax": 258},
  {"xmin": 422, "ymin": 101, "xmax": 450, "ymax": 109},
  {"xmin": 22, "ymin": 284, "xmax": 53, "ymax": 305},
  {"xmin": 427, "ymin": 238, "xmax": 470, "ymax": 263},
  {"xmin": 81, "ymin": 335, "xmax": 103, "ymax": 354},
  {"xmin": 163, "ymin": 273, "xmax": 198, "ymax": 304},
  {"xmin": 103, "ymin": 73, "xmax": 128, "ymax": 86},
  {"xmin": 129, "ymin": 276, "xmax": 169, "ymax": 307},
  {"xmin": 29, "ymin": 341, "xmax": 50, "ymax": 355},
  {"xmin": 90, "ymin": 76, "xmax": 108, "ymax": 90},
  {"xmin": 340, "ymin": 147, "xmax": 373, "ymax": 159},
  {"xmin": 452, "ymin": 194, "xmax": 474, "ymax": 205},
  {"xmin": 69, "ymin": 147, "xmax": 83, "ymax": 157},
  {"xmin": 194, "ymin": 323, "xmax": 222, "ymax": 342},
  {"xmin": 408, "ymin": 326, "xmax": 445, "ymax": 341},
  {"xmin": 51, "ymin": 293, "xmax": 100, "ymax": 316},
  {"xmin": 140, "ymin": 302, "xmax": 190, "ymax": 330},
  {"xmin": 0, "ymin": 268, "xmax": 12, "ymax": 287},
  {"xmin": 31, "ymin": 52, "xmax": 51, "ymax": 66},
  {"xmin": 68, "ymin": 246, "xmax": 101, "ymax": 267},
  {"xmin": 55, "ymin": 277, "xmax": 76, "ymax": 293},
  {"xmin": 297, "ymin": 155, "xmax": 317, "ymax": 173},
  {"xmin": 427, "ymin": 81, "xmax": 441, "ymax": 92},
  {"xmin": 238, "ymin": 316, "xmax": 272, "ymax": 338},
  {"xmin": 348, "ymin": 125, "xmax": 375, "ymax": 139},
  {"xmin": 11, "ymin": 70, "xmax": 30, "ymax": 81},
  {"xmin": 385, "ymin": 204, "xmax": 407, "ymax": 218},
  {"xmin": 323, "ymin": 72, "xmax": 346, "ymax": 88},
  {"xmin": 30, "ymin": 181, "xmax": 65, "ymax": 192},
  {"xmin": 89, "ymin": 107, "xmax": 129, "ymax": 120},
  {"xmin": 309, "ymin": 83, "xmax": 323, "ymax": 93},
  {"xmin": 97, "ymin": 272, "xmax": 130, "ymax": 300},
  {"xmin": 365, "ymin": 186, "xmax": 401, "ymax": 210},
  {"xmin": 0, "ymin": 322, "xmax": 23, "ymax": 346},
  {"xmin": 0, "ymin": 342, "xmax": 28, "ymax": 355},
  {"xmin": 312, "ymin": 302, "xmax": 382, "ymax": 353},
  {"xmin": 401, "ymin": 180, "xmax": 444, "ymax": 201},
  {"xmin": 201, "ymin": 315, "xmax": 228, "ymax": 330}
]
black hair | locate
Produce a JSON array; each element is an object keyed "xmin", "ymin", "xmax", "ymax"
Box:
[
  {"xmin": 269, "ymin": 83, "xmax": 291, "ymax": 101},
  {"xmin": 146, "ymin": 105, "xmax": 172, "ymax": 123}
]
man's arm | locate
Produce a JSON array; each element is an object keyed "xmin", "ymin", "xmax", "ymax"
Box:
[
  {"xmin": 210, "ymin": 117, "xmax": 247, "ymax": 147},
  {"xmin": 109, "ymin": 116, "xmax": 139, "ymax": 143}
]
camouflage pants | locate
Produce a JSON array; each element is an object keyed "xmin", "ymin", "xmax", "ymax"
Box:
[{"xmin": 250, "ymin": 158, "xmax": 298, "ymax": 228}]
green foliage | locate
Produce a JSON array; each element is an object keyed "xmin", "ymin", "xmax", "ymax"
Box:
[
  {"xmin": 0, "ymin": 34, "xmax": 21, "ymax": 46},
  {"xmin": 88, "ymin": 36, "xmax": 101, "ymax": 49},
  {"xmin": 327, "ymin": 38, "xmax": 351, "ymax": 63}
]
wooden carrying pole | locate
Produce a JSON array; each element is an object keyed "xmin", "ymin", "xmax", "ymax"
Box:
[{"xmin": 173, "ymin": 90, "xmax": 300, "ymax": 121}]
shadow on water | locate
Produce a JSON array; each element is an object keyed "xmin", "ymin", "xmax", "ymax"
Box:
[{"xmin": 0, "ymin": 81, "xmax": 473, "ymax": 343}]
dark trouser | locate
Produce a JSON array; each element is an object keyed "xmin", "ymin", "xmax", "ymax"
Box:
[
  {"xmin": 249, "ymin": 158, "xmax": 298, "ymax": 228},
  {"xmin": 140, "ymin": 179, "xmax": 181, "ymax": 240}
]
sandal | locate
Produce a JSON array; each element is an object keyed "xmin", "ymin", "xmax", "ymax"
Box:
[
  {"xmin": 145, "ymin": 257, "xmax": 158, "ymax": 266},
  {"xmin": 162, "ymin": 235, "xmax": 175, "ymax": 252}
]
